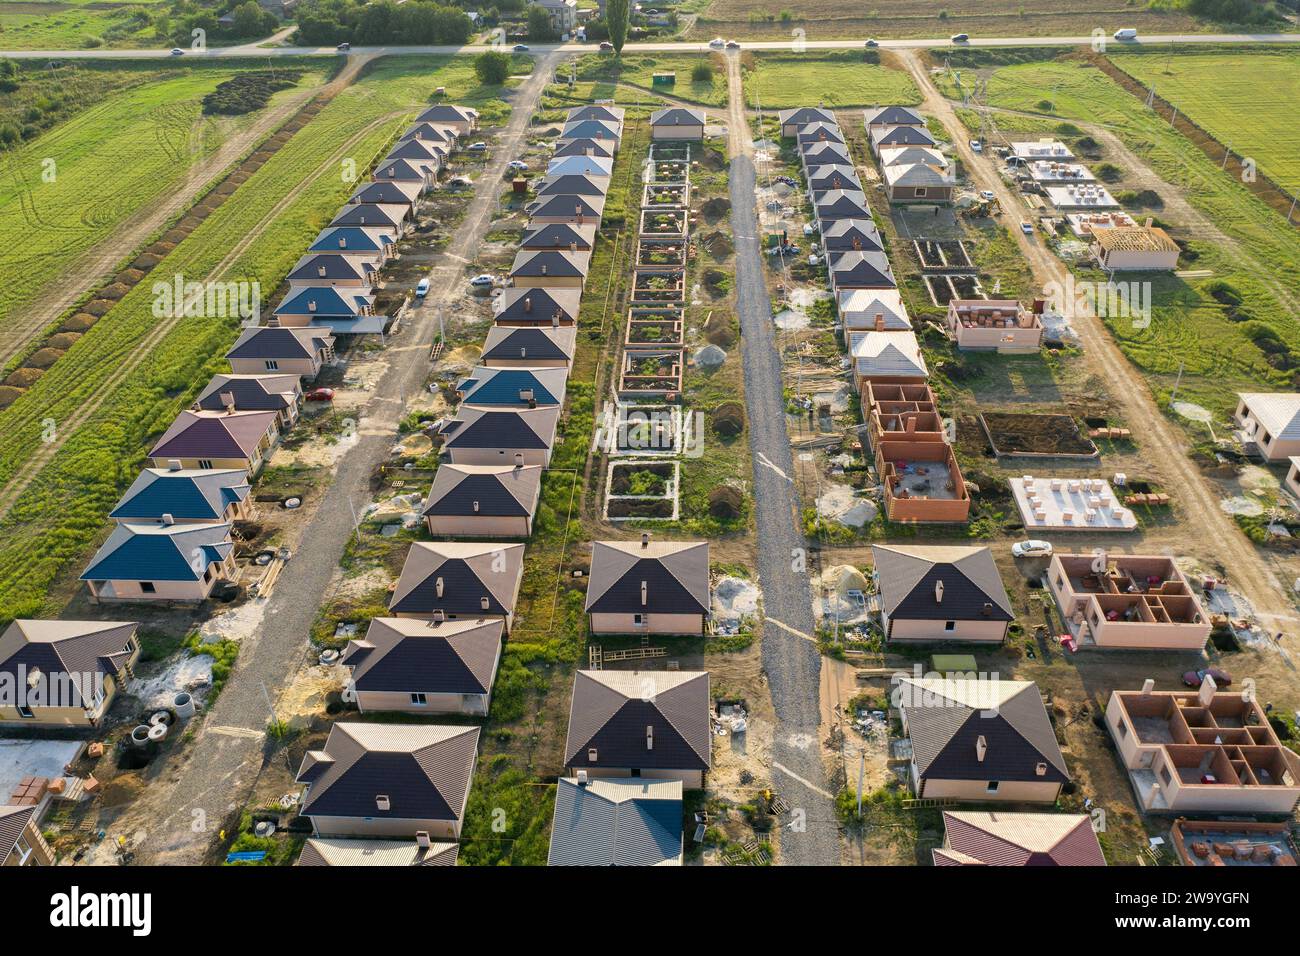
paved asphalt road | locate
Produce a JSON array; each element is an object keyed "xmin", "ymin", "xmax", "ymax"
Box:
[
  {"xmin": 726, "ymin": 59, "xmax": 840, "ymax": 866},
  {"xmin": 3, "ymin": 31, "xmax": 1299, "ymax": 58},
  {"xmin": 131, "ymin": 54, "xmax": 558, "ymax": 865}
]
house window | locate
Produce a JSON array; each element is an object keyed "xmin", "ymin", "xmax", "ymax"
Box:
[
  {"xmin": 16, "ymin": 705, "xmax": 34, "ymax": 719},
  {"xmin": 124, "ymin": 639, "xmax": 137, "ymax": 655},
  {"xmin": 140, "ymin": 582, "xmax": 156, "ymax": 594},
  {"xmin": 1160, "ymin": 766, "xmax": 1173, "ymax": 787},
  {"xmin": 198, "ymin": 460, "xmax": 214, "ymax": 470},
  {"xmin": 914, "ymin": 187, "xmax": 927, "ymax": 198},
  {"xmin": 944, "ymin": 621, "xmax": 956, "ymax": 632},
  {"xmin": 634, "ymin": 613, "xmax": 646, "ymax": 626},
  {"xmin": 1117, "ymin": 720, "xmax": 1129, "ymax": 740},
  {"xmin": 265, "ymin": 360, "xmax": 279, "ymax": 371},
  {"xmin": 410, "ymin": 693, "xmax": 427, "ymax": 706},
  {"xmin": 986, "ymin": 781, "xmax": 999, "ymax": 794}
]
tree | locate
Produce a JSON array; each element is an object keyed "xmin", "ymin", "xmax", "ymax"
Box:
[
  {"xmin": 526, "ymin": 4, "xmax": 556, "ymax": 40},
  {"xmin": 474, "ymin": 49, "xmax": 512, "ymax": 86},
  {"xmin": 606, "ymin": 0, "xmax": 628, "ymax": 53}
]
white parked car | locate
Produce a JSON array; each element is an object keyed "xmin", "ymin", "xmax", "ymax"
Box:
[
  {"xmin": 708, "ymin": 37, "xmax": 726, "ymax": 48},
  {"xmin": 1011, "ymin": 540, "xmax": 1053, "ymax": 559},
  {"xmin": 969, "ymin": 139, "xmax": 982, "ymax": 153},
  {"xmin": 506, "ymin": 160, "xmax": 528, "ymax": 172},
  {"xmin": 979, "ymin": 190, "xmax": 995, "ymax": 201},
  {"xmin": 1021, "ymin": 220, "xmax": 1035, "ymax": 235},
  {"xmin": 415, "ymin": 278, "xmax": 430, "ymax": 297},
  {"xmin": 469, "ymin": 274, "xmax": 495, "ymax": 288}
]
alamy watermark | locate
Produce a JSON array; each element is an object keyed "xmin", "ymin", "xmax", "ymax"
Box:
[
  {"xmin": 1044, "ymin": 275, "xmax": 1151, "ymax": 329},
  {"xmin": 151, "ymin": 275, "xmax": 261, "ymax": 322}
]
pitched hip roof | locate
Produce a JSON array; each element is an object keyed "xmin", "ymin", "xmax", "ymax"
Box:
[
  {"xmin": 548, "ymin": 777, "xmax": 683, "ymax": 866},
  {"xmin": 110, "ymin": 467, "xmax": 250, "ymax": 521},
  {"xmin": 481, "ymin": 325, "xmax": 577, "ymax": 362},
  {"xmin": 423, "ymin": 463, "xmax": 542, "ymax": 519},
  {"xmin": 777, "ymin": 106, "xmax": 835, "ymax": 127},
  {"xmin": 149, "ymin": 410, "xmax": 278, "ymax": 461},
  {"xmin": 537, "ymin": 174, "xmax": 611, "ymax": 198},
  {"xmin": 388, "ymin": 541, "xmax": 524, "ymax": 616},
  {"xmin": 851, "ymin": 331, "xmax": 926, "ymax": 378},
  {"xmin": 896, "ymin": 677, "xmax": 1069, "ymax": 784},
  {"xmin": 491, "ymin": 290, "xmax": 581, "ymax": 326},
  {"xmin": 520, "ymin": 222, "xmax": 597, "ymax": 251},
  {"xmin": 564, "ymin": 669, "xmax": 711, "ymax": 771},
  {"xmin": 872, "ymin": 544, "xmax": 1013, "ymax": 621},
  {"xmin": 650, "ymin": 107, "xmax": 706, "ymax": 127},
  {"xmin": 554, "ymin": 138, "xmax": 615, "ymax": 158},
  {"xmin": 344, "ymin": 617, "xmax": 504, "ymax": 696},
  {"xmin": 275, "ymin": 287, "xmax": 373, "ymax": 320},
  {"xmin": 0, "ymin": 806, "xmax": 38, "ymax": 862},
  {"xmin": 195, "ymin": 373, "xmax": 299, "ymax": 414},
  {"xmin": 441, "ymin": 406, "xmax": 559, "ymax": 450},
  {"xmin": 934, "ymin": 811, "xmax": 1105, "ymax": 866},
  {"xmin": 0, "ymin": 620, "xmax": 139, "ymax": 708},
  {"xmin": 584, "ymin": 539, "xmax": 710, "ymax": 616},
  {"xmin": 226, "ymin": 326, "xmax": 332, "ymax": 361},
  {"xmin": 296, "ymin": 722, "xmax": 479, "ymax": 823},
  {"xmin": 81, "ymin": 522, "xmax": 233, "ymax": 582},
  {"xmin": 864, "ymin": 105, "xmax": 925, "ymax": 128}
]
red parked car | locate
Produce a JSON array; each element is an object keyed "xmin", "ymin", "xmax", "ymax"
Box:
[
  {"xmin": 1182, "ymin": 668, "xmax": 1232, "ymax": 688},
  {"xmin": 305, "ymin": 388, "xmax": 336, "ymax": 402}
]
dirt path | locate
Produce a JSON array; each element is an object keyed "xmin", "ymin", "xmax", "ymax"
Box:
[
  {"xmin": 898, "ymin": 49, "xmax": 1299, "ymax": 651},
  {"xmin": 0, "ymin": 58, "xmax": 368, "ymax": 370},
  {"xmin": 0, "ymin": 58, "xmax": 382, "ymax": 520}
]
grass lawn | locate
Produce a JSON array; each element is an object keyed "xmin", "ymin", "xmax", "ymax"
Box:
[
  {"xmin": 742, "ymin": 50, "xmax": 921, "ymax": 109},
  {"xmin": 0, "ymin": 7, "xmax": 155, "ymax": 50},
  {"xmin": 573, "ymin": 53, "xmax": 729, "ymax": 107},
  {"xmin": 1109, "ymin": 49, "xmax": 1300, "ymax": 191},
  {"xmin": 0, "ymin": 64, "xmax": 329, "ymax": 347},
  {"xmin": 936, "ymin": 54, "xmax": 1300, "ymax": 416},
  {"xmin": 0, "ymin": 55, "xmax": 516, "ymax": 623}
]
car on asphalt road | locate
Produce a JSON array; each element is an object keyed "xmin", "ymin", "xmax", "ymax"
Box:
[
  {"xmin": 513, "ymin": 44, "xmax": 530, "ymax": 52},
  {"xmin": 1183, "ymin": 668, "xmax": 1232, "ymax": 688},
  {"xmin": 1114, "ymin": 28, "xmax": 1138, "ymax": 40},
  {"xmin": 416, "ymin": 277, "xmax": 430, "ymax": 297},
  {"xmin": 466, "ymin": 141, "xmax": 488, "ymax": 152},
  {"xmin": 506, "ymin": 160, "xmax": 528, "ymax": 172},
  {"xmin": 1021, "ymin": 220, "xmax": 1035, "ymax": 234},
  {"xmin": 726, "ymin": 40, "xmax": 741, "ymax": 49},
  {"xmin": 448, "ymin": 176, "xmax": 472, "ymax": 188},
  {"xmin": 708, "ymin": 37, "xmax": 725, "ymax": 48},
  {"xmin": 865, "ymin": 39, "xmax": 879, "ymax": 47},
  {"xmin": 1011, "ymin": 540, "xmax": 1053, "ymax": 559},
  {"xmin": 305, "ymin": 388, "xmax": 336, "ymax": 402},
  {"xmin": 469, "ymin": 274, "xmax": 495, "ymax": 288},
  {"xmin": 979, "ymin": 189, "xmax": 996, "ymax": 201},
  {"xmin": 337, "ymin": 42, "xmax": 350, "ymax": 52},
  {"xmin": 969, "ymin": 139, "xmax": 982, "ymax": 152},
  {"xmin": 951, "ymin": 33, "xmax": 969, "ymax": 43},
  {"xmin": 599, "ymin": 41, "xmax": 613, "ymax": 51},
  {"xmin": 170, "ymin": 48, "xmax": 184, "ymax": 56}
]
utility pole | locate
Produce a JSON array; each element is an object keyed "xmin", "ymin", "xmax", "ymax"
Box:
[
  {"xmin": 1169, "ymin": 358, "xmax": 1185, "ymax": 407},
  {"xmin": 856, "ymin": 750, "xmax": 866, "ymax": 817}
]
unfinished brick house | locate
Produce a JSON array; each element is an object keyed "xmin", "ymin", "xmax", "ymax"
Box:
[
  {"xmin": 862, "ymin": 383, "xmax": 970, "ymax": 524},
  {"xmin": 1046, "ymin": 553, "xmax": 1211, "ymax": 651},
  {"xmin": 945, "ymin": 299, "xmax": 1044, "ymax": 354},
  {"xmin": 1106, "ymin": 681, "xmax": 1300, "ymax": 814}
]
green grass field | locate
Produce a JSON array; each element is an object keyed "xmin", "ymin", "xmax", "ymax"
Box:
[
  {"xmin": 574, "ymin": 53, "xmax": 730, "ymax": 106},
  {"xmin": 937, "ymin": 54, "xmax": 1300, "ymax": 418},
  {"xmin": 742, "ymin": 50, "xmax": 921, "ymax": 109},
  {"xmin": 0, "ymin": 55, "xmax": 515, "ymax": 622},
  {"xmin": 1109, "ymin": 49, "xmax": 1300, "ymax": 192},
  {"xmin": 0, "ymin": 7, "xmax": 155, "ymax": 50},
  {"xmin": 0, "ymin": 65, "xmax": 328, "ymax": 347}
]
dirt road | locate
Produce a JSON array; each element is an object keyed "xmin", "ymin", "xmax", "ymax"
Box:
[
  {"xmin": 108, "ymin": 55, "xmax": 559, "ymax": 866},
  {"xmin": 897, "ymin": 49, "xmax": 1298, "ymax": 650}
]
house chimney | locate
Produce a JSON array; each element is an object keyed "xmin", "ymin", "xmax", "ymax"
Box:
[
  {"xmin": 640, "ymin": 581, "xmax": 648, "ymax": 606},
  {"xmin": 435, "ymin": 576, "xmax": 444, "ymax": 598},
  {"xmin": 874, "ymin": 313, "xmax": 885, "ymax": 332},
  {"xmin": 934, "ymin": 579, "xmax": 944, "ymax": 603},
  {"xmin": 1198, "ymin": 674, "xmax": 1217, "ymax": 706},
  {"xmin": 219, "ymin": 390, "xmax": 237, "ymax": 413},
  {"xmin": 551, "ymin": 313, "xmax": 560, "ymax": 329},
  {"xmin": 587, "ymin": 748, "xmax": 598, "ymax": 763},
  {"xmin": 416, "ymin": 831, "xmax": 431, "ymax": 848},
  {"xmin": 514, "ymin": 453, "xmax": 524, "ymax": 468},
  {"xmin": 433, "ymin": 609, "xmax": 445, "ymax": 623},
  {"xmin": 338, "ymin": 237, "xmax": 347, "ymax": 249},
  {"xmin": 1141, "ymin": 678, "xmax": 1155, "ymax": 695},
  {"xmin": 519, "ymin": 347, "xmax": 527, "ymax": 359},
  {"xmin": 524, "ymin": 296, "xmax": 532, "ymax": 313},
  {"xmin": 520, "ymin": 388, "xmax": 534, "ymax": 403},
  {"xmin": 570, "ymin": 241, "xmax": 577, "ymax": 253},
  {"xmin": 167, "ymin": 459, "xmax": 183, "ymax": 471},
  {"xmin": 646, "ymin": 725, "xmax": 654, "ymax": 751},
  {"xmin": 576, "ymin": 769, "xmax": 589, "ymax": 785},
  {"xmin": 982, "ymin": 602, "xmax": 993, "ymax": 617},
  {"xmin": 161, "ymin": 513, "xmax": 175, "ymax": 526},
  {"xmin": 307, "ymin": 300, "xmax": 317, "ymax": 313},
  {"xmin": 976, "ymin": 735, "xmax": 987, "ymax": 762},
  {"xmin": 375, "ymin": 795, "xmax": 390, "ymax": 811},
  {"xmin": 540, "ymin": 264, "xmax": 548, "ymax": 276},
  {"xmin": 317, "ymin": 265, "xmax": 327, "ymax": 278},
  {"xmin": 480, "ymin": 596, "xmax": 490, "ymax": 611},
  {"xmin": 472, "ymin": 500, "xmax": 480, "ymax": 512},
  {"xmin": 641, "ymin": 532, "xmax": 650, "ymax": 548}
]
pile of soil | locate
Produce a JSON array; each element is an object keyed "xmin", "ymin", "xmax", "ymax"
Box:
[
  {"xmin": 27, "ymin": 347, "xmax": 65, "ymax": 369},
  {"xmin": 700, "ymin": 196, "xmax": 731, "ymax": 222},
  {"xmin": 5, "ymin": 367, "xmax": 43, "ymax": 387},
  {"xmin": 705, "ymin": 310, "xmax": 738, "ymax": 346},
  {"xmin": 0, "ymin": 385, "xmax": 23, "ymax": 408},
  {"xmin": 699, "ymin": 229, "xmax": 733, "ymax": 259},
  {"xmin": 62, "ymin": 312, "xmax": 99, "ymax": 332},
  {"xmin": 711, "ymin": 402, "xmax": 745, "ymax": 437},
  {"xmin": 709, "ymin": 485, "xmax": 744, "ymax": 519}
]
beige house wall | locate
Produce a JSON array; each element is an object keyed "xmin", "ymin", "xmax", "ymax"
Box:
[
  {"xmin": 1234, "ymin": 404, "xmax": 1300, "ymax": 461},
  {"xmin": 355, "ymin": 689, "xmax": 491, "ymax": 717},
  {"xmin": 652, "ymin": 126, "xmax": 703, "ymax": 141},
  {"xmin": 87, "ymin": 555, "xmax": 235, "ymax": 604},
  {"xmin": 228, "ymin": 356, "xmax": 322, "ymax": 378},
  {"xmin": 951, "ymin": 324, "xmax": 1043, "ymax": 354},
  {"xmin": 885, "ymin": 617, "xmax": 1007, "ymax": 644},
  {"xmin": 511, "ymin": 274, "xmax": 584, "ymax": 290},
  {"xmin": 570, "ymin": 766, "xmax": 705, "ymax": 789},
  {"xmin": 589, "ymin": 611, "xmax": 705, "ymax": 635},
  {"xmin": 445, "ymin": 446, "xmax": 552, "ymax": 468},
  {"xmin": 307, "ymin": 814, "xmax": 463, "ymax": 840},
  {"xmin": 1093, "ymin": 246, "xmax": 1179, "ymax": 271},
  {"xmin": 918, "ymin": 776, "xmax": 1062, "ymax": 803},
  {"xmin": 425, "ymin": 514, "xmax": 532, "ymax": 538},
  {"xmin": 0, "ymin": 668, "xmax": 132, "ymax": 727}
]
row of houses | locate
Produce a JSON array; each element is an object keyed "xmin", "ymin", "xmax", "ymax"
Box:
[
  {"xmin": 73, "ymin": 106, "xmax": 481, "ymax": 606},
  {"xmin": 864, "ymin": 105, "xmax": 955, "ymax": 205},
  {"xmin": 780, "ymin": 104, "xmax": 971, "ymax": 525}
]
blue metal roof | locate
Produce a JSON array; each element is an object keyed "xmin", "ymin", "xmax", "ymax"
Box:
[
  {"xmin": 110, "ymin": 470, "xmax": 249, "ymax": 521},
  {"xmin": 275, "ymin": 287, "xmax": 368, "ymax": 319},
  {"xmin": 81, "ymin": 524, "xmax": 233, "ymax": 582},
  {"xmin": 457, "ymin": 369, "xmax": 560, "ymax": 407}
]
